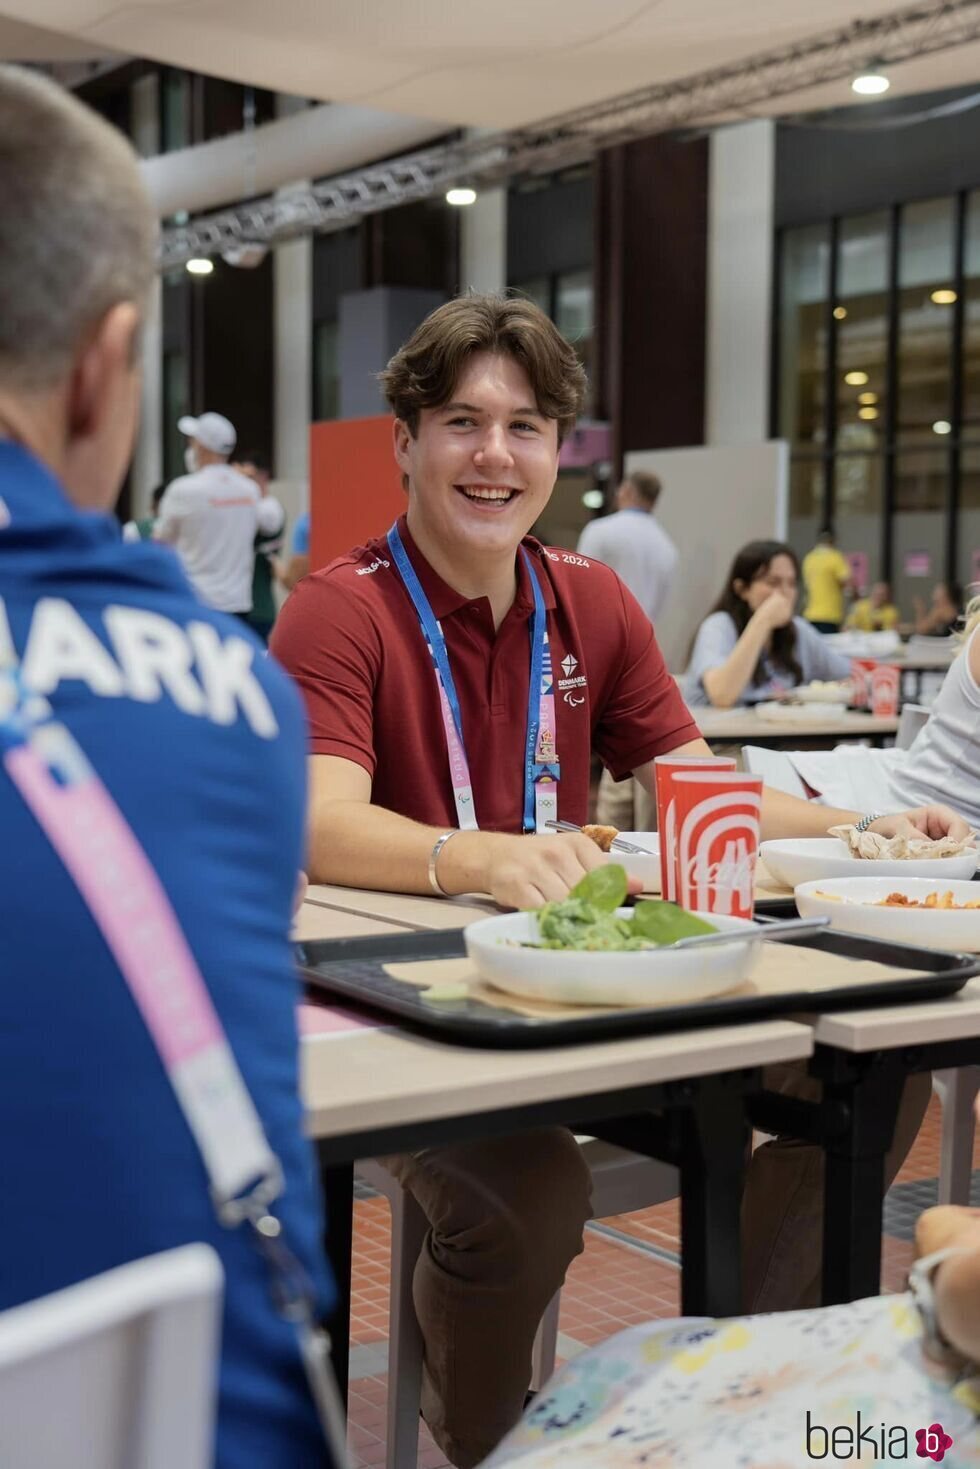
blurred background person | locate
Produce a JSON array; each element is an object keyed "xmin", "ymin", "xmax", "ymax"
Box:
[
  {"xmin": 579, "ymin": 471, "xmax": 678, "ymax": 831},
  {"xmin": 235, "ymin": 449, "xmax": 286, "ymax": 643},
  {"xmin": 846, "ymin": 579, "xmax": 900, "ymax": 632},
  {"xmin": 155, "ymin": 412, "xmax": 283, "ymax": 621},
  {"xmin": 121, "ymin": 481, "xmax": 164, "ymax": 543},
  {"xmin": 277, "ymin": 507, "xmax": 311, "ymax": 592},
  {"xmin": 913, "ymin": 579, "xmax": 964, "ymax": 637},
  {"xmin": 683, "ymin": 539, "xmax": 852, "ymax": 709},
  {"xmin": 802, "ymin": 527, "xmax": 852, "ymax": 633}
]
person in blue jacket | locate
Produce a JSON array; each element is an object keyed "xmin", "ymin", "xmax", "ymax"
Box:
[{"xmin": 0, "ymin": 65, "xmax": 332, "ymax": 1468}]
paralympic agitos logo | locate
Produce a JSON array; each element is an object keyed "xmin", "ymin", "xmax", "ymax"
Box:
[{"xmin": 806, "ymin": 1412, "xmax": 954, "ymax": 1461}]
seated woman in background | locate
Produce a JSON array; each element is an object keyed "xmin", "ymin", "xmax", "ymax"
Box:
[
  {"xmin": 914, "ymin": 579, "xmax": 964, "ymax": 637},
  {"xmin": 683, "ymin": 540, "xmax": 853, "ymax": 709},
  {"xmin": 847, "ymin": 579, "xmax": 900, "ymax": 632}
]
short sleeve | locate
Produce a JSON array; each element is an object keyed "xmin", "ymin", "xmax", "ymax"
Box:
[
  {"xmin": 154, "ymin": 480, "xmax": 190, "ymax": 542},
  {"xmin": 269, "ymin": 573, "xmax": 381, "ymax": 775},
  {"xmin": 683, "ymin": 612, "xmax": 739, "ymax": 707},
  {"xmin": 592, "ymin": 576, "xmax": 701, "ymax": 780}
]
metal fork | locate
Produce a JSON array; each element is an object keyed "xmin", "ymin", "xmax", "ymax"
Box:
[{"xmin": 545, "ymin": 819, "xmax": 655, "ymax": 856}]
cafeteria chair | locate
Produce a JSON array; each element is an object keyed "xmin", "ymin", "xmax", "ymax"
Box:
[
  {"xmin": 357, "ymin": 1142, "xmax": 679, "ymax": 1469},
  {"xmin": 0, "ymin": 1244, "xmax": 223, "ymax": 1469}
]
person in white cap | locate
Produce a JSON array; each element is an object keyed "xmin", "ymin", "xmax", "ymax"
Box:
[{"xmin": 155, "ymin": 411, "xmax": 284, "ymax": 617}]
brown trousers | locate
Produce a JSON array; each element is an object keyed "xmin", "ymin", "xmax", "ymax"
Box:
[{"xmin": 383, "ymin": 1065, "xmax": 931, "ymax": 1467}]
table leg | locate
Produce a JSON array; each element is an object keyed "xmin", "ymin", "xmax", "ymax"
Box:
[
  {"xmin": 678, "ymin": 1073, "xmax": 749, "ymax": 1317},
  {"xmin": 821, "ymin": 1061, "xmax": 906, "ymax": 1305},
  {"xmin": 318, "ymin": 1150, "xmax": 354, "ymax": 1408}
]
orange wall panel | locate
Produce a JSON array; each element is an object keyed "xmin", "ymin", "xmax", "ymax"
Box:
[{"xmin": 309, "ymin": 416, "xmax": 405, "ymax": 570}]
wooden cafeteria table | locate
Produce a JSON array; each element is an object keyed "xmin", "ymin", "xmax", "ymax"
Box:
[
  {"xmin": 698, "ymin": 707, "xmax": 899, "ymax": 747},
  {"xmin": 297, "ymin": 892, "xmax": 813, "ymax": 1399}
]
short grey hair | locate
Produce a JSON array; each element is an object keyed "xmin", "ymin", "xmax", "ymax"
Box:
[{"xmin": 0, "ymin": 65, "xmax": 157, "ymax": 391}]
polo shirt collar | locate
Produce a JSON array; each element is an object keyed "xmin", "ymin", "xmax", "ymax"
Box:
[{"xmin": 394, "ymin": 514, "xmax": 557, "ymax": 621}]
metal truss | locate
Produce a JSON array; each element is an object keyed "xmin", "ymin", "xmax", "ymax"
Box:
[{"xmin": 160, "ymin": 0, "xmax": 980, "ymax": 268}]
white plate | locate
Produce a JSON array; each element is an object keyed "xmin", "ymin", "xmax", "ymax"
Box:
[
  {"xmin": 600, "ymin": 831, "xmax": 660, "ymax": 889},
  {"xmin": 761, "ymin": 838, "xmax": 978, "ymax": 888},
  {"xmin": 795, "ymin": 877, "xmax": 980, "ymax": 952},
  {"xmin": 791, "ymin": 681, "xmax": 854, "ymax": 704},
  {"xmin": 464, "ymin": 907, "xmax": 759, "ymax": 1007},
  {"xmin": 754, "ymin": 702, "xmax": 849, "ymax": 723}
]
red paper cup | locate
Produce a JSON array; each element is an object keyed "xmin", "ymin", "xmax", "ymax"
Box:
[
  {"xmin": 870, "ymin": 663, "xmax": 900, "ymax": 718},
  {"xmin": 654, "ymin": 754, "xmax": 737, "ymax": 902},
  {"xmin": 850, "ymin": 658, "xmax": 876, "ymax": 709},
  {"xmin": 671, "ymin": 770, "xmax": 764, "ymax": 920}
]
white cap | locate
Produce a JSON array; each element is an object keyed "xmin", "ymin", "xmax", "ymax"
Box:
[{"xmin": 178, "ymin": 412, "xmax": 236, "ymax": 456}]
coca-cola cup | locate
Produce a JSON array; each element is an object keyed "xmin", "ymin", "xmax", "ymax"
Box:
[
  {"xmin": 670, "ymin": 770, "xmax": 764, "ymax": 920},
  {"xmin": 654, "ymin": 754, "xmax": 737, "ymax": 902},
  {"xmin": 850, "ymin": 658, "xmax": 876, "ymax": 709},
  {"xmin": 870, "ymin": 663, "xmax": 901, "ymax": 718}
]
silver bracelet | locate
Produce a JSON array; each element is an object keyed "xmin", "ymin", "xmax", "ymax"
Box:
[
  {"xmin": 428, "ymin": 830, "xmax": 460, "ymax": 897},
  {"xmin": 855, "ymin": 811, "xmax": 885, "ymax": 834}
]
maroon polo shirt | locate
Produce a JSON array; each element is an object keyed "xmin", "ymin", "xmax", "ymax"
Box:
[{"xmin": 271, "ymin": 517, "xmax": 700, "ymax": 832}]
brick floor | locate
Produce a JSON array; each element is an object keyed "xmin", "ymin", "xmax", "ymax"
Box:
[{"xmin": 345, "ymin": 1094, "xmax": 979, "ymax": 1467}]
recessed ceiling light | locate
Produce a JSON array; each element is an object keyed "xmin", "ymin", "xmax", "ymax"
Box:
[
  {"xmin": 185, "ymin": 257, "xmax": 214, "ymax": 275},
  {"xmin": 858, "ymin": 392, "xmax": 878, "ymax": 405},
  {"xmin": 445, "ymin": 187, "xmax": 477, "ymax": 206},
  {"xmin": 858, "ymin": 406, "xmax": 879, "ymax": 421},
  {"xmin": 582, "ymin": 489, "xmax": 605, "ymax": 510},
  {"xmin": 833, "ymin": 305, "xmax": 848, "ymax": 320},
  {"xmin": 845, "ymin": 370, "xmax": 869, "ymax": 386},
  {"xmin": 932, "ymin": 419, "xmax": 952, "ymax": 435},
  {"xmin": 852, "ymin": 71, "xmax": 890, "ymax": 96},
  {"xmin": 931, "ymin": 288, "xmax": 957, "ymax": 305}
]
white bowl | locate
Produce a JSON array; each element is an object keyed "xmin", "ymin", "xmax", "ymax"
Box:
[
  {"xmin": 464, "ymin": 907, "xmax": 759, "ymax": 1007},
  {"xmin": 791, "ymin": 681, "xmax": 854, "ymax": 705},
  {"xmin": 761, "ymin": 838, "xmax": 978, "ymax": 889},
  {"xmin": 600, "ymin": 832, "xmax": 660, "ymax": 890},
  {"xmin": 795, "ymin": 877, "xmax": 980, "ymax": 952}
]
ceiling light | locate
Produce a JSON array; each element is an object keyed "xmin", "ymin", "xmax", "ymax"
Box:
[
  {"xmin": 858, "ymin": 406, "xmax": 879, "ymax": 421},
  {"xmin": 852, "ymin": 70, "xmax": 890, "ymax": 96},
  {"xmin": 446, "ymin": 186, "xmax": 477, "ymax": 206},
  {"xmin": 186, "ymin": 257, "xmax": 214, "ymax": 276},
  {"xmin": 932, "ymin": 419, "xmax": 952, "ymax": 435},
  {"xmin": 858, "ymin": 392, "xmax": 878, "ymax": 405},
  {"xmin": 844, "ymin": 370, "xmax": 869, "ymax": 386},
  {"xmin": 582, "ymin": 489, "xmax": 605, "ymax": 510},
  {"xmin": 833, "ymin": 306, "xmax": 848, "ymax": 320},
  {"xmin": 931, "ymin": 288, "xmax": 957, "ymax": 305}
]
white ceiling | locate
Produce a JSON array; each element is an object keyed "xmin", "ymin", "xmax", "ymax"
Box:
[{"xmin": 2, "ymin": 0, "xmax": 980, "ymax": 130}]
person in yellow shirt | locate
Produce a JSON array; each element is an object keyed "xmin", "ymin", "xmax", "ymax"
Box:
[
  {"xmin": 846, "ymin": 580, "xmax": 900, "ymax": 632},
  {"xmin": 802, "ymin": 528, "xmax": 852, "ymax": 632}
]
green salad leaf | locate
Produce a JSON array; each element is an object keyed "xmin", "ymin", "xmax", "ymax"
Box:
[
  {"xmin": 631, "ymin": 901, "xmax": 717, "ymax": 945},
  {"xmin": 526, "ymin": 865, "xmax": 718, "ymax": 953}
]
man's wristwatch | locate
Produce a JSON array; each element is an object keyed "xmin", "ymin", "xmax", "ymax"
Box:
[{"xmin": 855, "ymin": 811, "xmax": 885, "ymax": 834}]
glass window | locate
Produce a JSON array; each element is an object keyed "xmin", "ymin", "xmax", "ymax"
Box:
[
  {"xmin": 313, "ymin": 319, "xmax": 339, "ymax": 421},
  {"xmin": 162, "ymin": 351, "xmax": 189, "ymax": 482},
  {"xmin": 779, "ymin": 224, "xmax": 831, "ymax": 447},
  {"xmin": 962, "ymin": 192, "xmax": 980, "ymax": 440},
  {"xmin": 512, "ymin": 277, "xmax": 550, "ymax": 314},
  {"xmin": 161, "ymin": 70, "xmax": 190, "ymax": 154},
  {"xmin": 555, "ymin": 269, "xmax": 593, "ymax": 407},
  {"xmin": 892, "ymin": 449, "xmax": 949, "ymax": 617},
  {"xmin": 835, "ymin": 212, "xmax": 889, "ymax": 450},
  {"xmin": 788, "ymin": 455, "xmax": 824, "ymax": 565},
  {"xmin": 897, "ymin": 198, "xmax": 955, "ymax": 447},
  {"xmin": 958, "ymin": 444, "xmax": 980, "ymax": 591}
]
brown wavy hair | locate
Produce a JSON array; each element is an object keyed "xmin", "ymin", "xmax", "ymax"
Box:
[
  {"xmin": 379, "ymin": 293, "xmax": 587, "ymax": 445},
  {"xmin": 710, "ymin": 540, "xmax": 803, "ymax": 687}
]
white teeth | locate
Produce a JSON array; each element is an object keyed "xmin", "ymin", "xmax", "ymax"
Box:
[{"xmin": 460, "ymin": 486, "xmax": 514, "ymax": 501}]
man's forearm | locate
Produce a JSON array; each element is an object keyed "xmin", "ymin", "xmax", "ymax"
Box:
[
  {"xmin": 307, "ymin": 799, "xmax": 499, "ymax": 896},
  {"xmin": 761, "ymin": 786, "xmax": 858, "ymax": 840}
]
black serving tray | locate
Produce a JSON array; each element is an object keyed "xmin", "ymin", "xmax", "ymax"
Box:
[{"xmin": 296, "ymin": 925, "xmax": 980, "ymax": 1049}]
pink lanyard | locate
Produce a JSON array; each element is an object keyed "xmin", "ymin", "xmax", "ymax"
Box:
[{"xmin": 0, "ymin": 664, "xmax": 348, "ymax": 1460}]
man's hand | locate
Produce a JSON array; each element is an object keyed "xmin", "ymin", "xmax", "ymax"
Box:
[
  {"xmin": 915, "ymin": 1203, "xmax": 980, "ymax": 1364},
  {"xmin": 868, "ymin": 806, "xmax": 972, "ymax": 843},
  {"xmin": 458, "ymin": 832, "xmax": 641, "ymax": 910}
]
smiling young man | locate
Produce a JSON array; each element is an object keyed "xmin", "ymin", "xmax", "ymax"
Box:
[{"xmin": 271, "ymin": 294, "xmax": 965, "ymax": 1468}]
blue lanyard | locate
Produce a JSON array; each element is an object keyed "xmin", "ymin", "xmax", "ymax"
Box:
[{"xmin": 386, "ymin": 524, "xmax": 555, "ymax": 833}]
